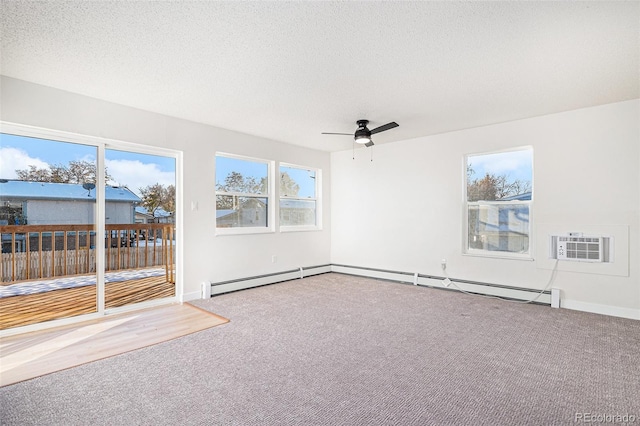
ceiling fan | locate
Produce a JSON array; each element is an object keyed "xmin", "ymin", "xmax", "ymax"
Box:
[{"xmin": 322, "ymin": 119, "xmax": 399, "ymax": 147}]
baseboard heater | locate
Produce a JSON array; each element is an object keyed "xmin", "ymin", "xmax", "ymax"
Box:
[
  {"xmin": 331, "ymin": 264, "xmax": 552, "ymax": 305},
  {"xmin": 209, "ymin": 264, "xmax": 331, "ymax": 295},
  {"xmin": 207, "ymin": 263, "xmax": 551, "ymax": 305}
]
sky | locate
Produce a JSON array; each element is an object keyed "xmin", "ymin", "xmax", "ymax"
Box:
[
  {"xmin": 467, "ymin": 148, "xmax": 532, "ymax": 184},
  {"xmin": 0, "ymin": 134, "xmax": 316, "ymax": 199},
  {"xmin": 0, "ymin": 133, "xmax": 175, "ymax": 196}
]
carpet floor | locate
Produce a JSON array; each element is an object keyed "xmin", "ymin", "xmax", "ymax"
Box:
[
  {"xmin": 1, "ymin": 273, "xmax": 638, "ymax": 425},
  {"xmin": 0, "ymin": 303, "xmax": 229, "ymax": 387}
]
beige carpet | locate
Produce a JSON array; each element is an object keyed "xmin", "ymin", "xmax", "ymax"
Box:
[
  {"xmin": 0, "ymin": 303, "xmax": 228, "ymax": 387},
  {"xmin": 1, "ymin": 273, "xmax": 638, "ymax": 425}
]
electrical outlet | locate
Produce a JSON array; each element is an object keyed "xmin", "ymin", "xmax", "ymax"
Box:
[
  {"xmin": 271, "ymin": 255, "xmax": 277, "ymax": 263},
  {"xmin": 443, "ymin": 278, "xmax": 451, "ymax": 287},
  {"xmin": 441, "ymin": 259, "xmax": 447, "ymax": 270}
]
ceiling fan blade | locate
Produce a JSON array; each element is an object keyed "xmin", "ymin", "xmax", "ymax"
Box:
[
  {"xmin": 364, "ymin": 141, "xmax": 374, "ymax": 148},
  {"xmin": 321, "ymin": 132, "xmax": 353, "ymax": 136},
  {"xmin": 370, "ymin": 122, "xmax": 399, "ymax": 134}
]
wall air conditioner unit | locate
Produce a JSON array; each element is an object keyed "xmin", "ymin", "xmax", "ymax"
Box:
[{"xmin": 553, "ymin": 233, "xmax": 605, "ymax": 262}]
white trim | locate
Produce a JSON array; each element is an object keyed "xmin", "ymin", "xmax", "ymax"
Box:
[
  {"xmin": 462, "ymin": 251, "xmax": 535, "ymax": 261},
  {"xmin": 280, "ymin": 225, "xmax": 323, "ymax": 233},
  {"xmin": 183, "ymin": 290, "xmax": 203, "ymax": 302},
  {"xmin": 560, "ymin": 299, "xmax": 640, "ymax": 320},
  {"xmin": 96, "ymin": 144, "xmax": 106, "ymax": 314},
  {"xmin": 174, "ymin": 150, "xmax": 184, "ymax": 304},
  {"xmin": 215, "ymin": 226, "xmax": 274, "ymax": 236}
]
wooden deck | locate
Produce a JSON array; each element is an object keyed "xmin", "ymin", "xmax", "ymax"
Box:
[{"xmin": 0, "ymin": 275, "xmax": 174, "ymax": 330}]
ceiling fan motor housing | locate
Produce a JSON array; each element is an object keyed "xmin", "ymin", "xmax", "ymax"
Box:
[{"xmin": 355, "ymin": 119, "xmax": 371, "ymax": 140}]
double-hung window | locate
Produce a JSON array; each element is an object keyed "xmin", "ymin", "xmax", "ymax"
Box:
[
  {"xmin": 465, "ymin": 147, "xmax": 533, "ymax": 258},
  {"xmin": 215, "ymin": 153, "xmax": 272, "ymax": 233},
  {"xmin": 279, "ymin": 164, "xmax": 320, "ymax": 230}
]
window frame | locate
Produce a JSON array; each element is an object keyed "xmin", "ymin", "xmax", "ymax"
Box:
[
  {"xmin": 215, "ymin": 152, "xmax": 275, "ymax": 235},
  {"xmin": 278, "ymin": 162, "xmax": 322, "ymax": 232},
  {"xmin": 463, "ymin": 146, "xmax": 534, "ymax": 261}
]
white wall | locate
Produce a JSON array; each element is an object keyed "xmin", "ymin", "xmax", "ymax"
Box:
[
  {"xmin": 1, "ymin": 76, "xmax": 331, "ymax": 300},
  {"xmin": 2, "ymin": 76, "xmax": 637, "ymax": 319},
  {"xmin": 331, "ymin": 100, "xmax": 639, "ymax": 319}
]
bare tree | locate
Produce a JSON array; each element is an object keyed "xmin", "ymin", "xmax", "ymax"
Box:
[
  {"xmin": 216, "ymin": 172, "xmax": 267, "ymax": 209},
  {"xmin": 467, "ymin": 169, "xmax": 531, "ymax": 201},
  {"xmin": 15, "ymin": 160, "xmax": 112, "ymax": 184},
  {"xmin": 139, "ymin": 183, "xmax": 175, "ymax": 217}
]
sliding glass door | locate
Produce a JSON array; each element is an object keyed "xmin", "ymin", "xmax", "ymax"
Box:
[
  {"xmin": 0, "ymin": 134, "xmax": 99, "ymax": 330},
  {"xmin": 104, "ymin": 149, "xmax": 176, "ymax": 310},
  {"xmin": 0, "ymin": 129, "xmax": 179, "ymax": 332}
]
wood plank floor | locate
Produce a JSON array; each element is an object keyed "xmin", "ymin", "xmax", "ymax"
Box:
[
  {"xmin": 0, "ymin": 303, "xmax": 229, "ymax": 387},
  {"xmin": 0, "ymin": 275, "xmax": 174, "ymax": 330}
]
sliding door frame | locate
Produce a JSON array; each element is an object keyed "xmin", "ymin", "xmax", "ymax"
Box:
[{"xmin": 0, "ymin": 121, "xmax": 183, "ymax": 336}]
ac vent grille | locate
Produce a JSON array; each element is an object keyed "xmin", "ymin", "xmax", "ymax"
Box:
[{"xmin": 556, "ymin": 236, "xmax": 603, "ymax": 262}]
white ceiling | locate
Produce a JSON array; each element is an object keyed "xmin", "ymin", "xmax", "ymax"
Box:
[{"xmin": 1, "ymin": 1, "xmax": 638, "ymax": 152}]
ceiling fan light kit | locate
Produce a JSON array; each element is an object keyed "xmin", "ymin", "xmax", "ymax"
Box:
[
  {"xmin": 322, "ymin": 119, "xmax": 399, "ymax": 148},
  {"xmin": 354, "ymin": 120, "xmax": 372, "ymax": 144}
]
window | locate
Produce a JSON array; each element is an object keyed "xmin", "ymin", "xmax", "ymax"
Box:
[
  {"xmin": 279, "ymin": 164, "xmax": 320, "ymax": 230},
  {"xmin": 465, "ymin": 148, "xmax": 533, "ymax": 258},
  {"xmin": 215, "ymin": 153, "xmax": 272, "ymax": 232}
]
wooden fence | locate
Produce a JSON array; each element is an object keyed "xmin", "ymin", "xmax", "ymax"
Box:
[{"xmin": 1, "ymin": 224, "xmax": 175, "ymax": 284}]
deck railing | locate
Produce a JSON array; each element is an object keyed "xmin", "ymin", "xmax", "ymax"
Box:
[{"xmin": 1, "ymin": 224, "xmax": 175, "ymax": 284}]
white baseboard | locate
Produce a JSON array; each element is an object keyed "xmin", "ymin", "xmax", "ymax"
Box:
[
  {"xmin": 181, "ymin": 291, "xmax": 202, "ymax": 302},
  {"xmin": 561, "ymin": 299, "xmax": 640, "ymax": 320},
  {"xmin": 201, "ymin": 263, "xmax": 638, "ymax": 321},
  {"xmin": 331, "ymin": 264, "xmax": 552, "ymax": 305},
  {"xmin": 209, "ymin": 264, "xmax": 332, "ymax": 296}
]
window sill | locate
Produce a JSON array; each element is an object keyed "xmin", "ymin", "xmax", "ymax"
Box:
[
  {"xmin": 463, "ymin": 250, "xmax": 534, "ymax": 261},
  {"xmin": 215, "ymin": 227, "xmax": 274, "ymax": 236},
  {"xmin": 279, "ymin": 225, "xmax": 322, "ymax": 233}
]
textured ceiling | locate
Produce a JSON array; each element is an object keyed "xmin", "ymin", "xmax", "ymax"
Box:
[{"xmin": 1, "ymin": 1, "xmax": 638, "ymax": 152}]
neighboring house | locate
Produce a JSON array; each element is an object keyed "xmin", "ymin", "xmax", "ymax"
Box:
[
  {"xmin": 469, "ymin": 192, "xmax": 531, "ymax": 253},
  {"xmin": 135, "ymin": 206, "xmax": 174, "ymax": 224},
  {"xmin": 216, "ymin": 198, "xmax": 315, "ymax": 228},
  {"xmin": 216, "ymin": 199, "xmax": 267, "ymax": 228},
  {"xmin": 280, "ymin": 198, "xmax": 316, "ymax": 226},
  {"xmin": 0, "ymin": 180, "xmax": 141, "ymax": 225}
]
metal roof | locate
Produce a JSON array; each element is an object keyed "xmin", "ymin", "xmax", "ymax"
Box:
[
  {"xmin": 499, "ymin": 192, "xmax": 532, "ymax": 201},
  {"xmin": 135, "ymin": 206, "xmax": 172, "ymax": 217},
  {"xmin": 0, "ymin": 180, "xmax": 141, "ymax": 202}
]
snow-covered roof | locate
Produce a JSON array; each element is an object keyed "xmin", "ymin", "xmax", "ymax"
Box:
[
  {"xmin": 499, "ymin": 192, "xmax": 532, "ymax": 201},
  {"xmin": 135, "ymin": 206, "xmax": 173, "ymax": 217},
  {"xmin": 0, "ymin": 180, "xmax": 141, "ymax": 202}
]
